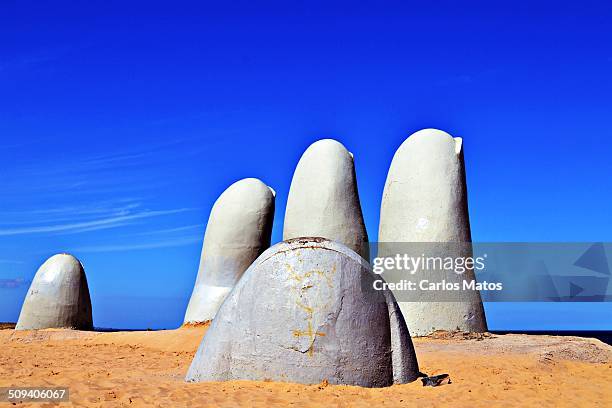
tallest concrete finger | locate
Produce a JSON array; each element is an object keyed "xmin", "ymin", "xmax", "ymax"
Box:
[{"xmin": 379, "ymin": 129, "xmax": 487, "ymax": 335}]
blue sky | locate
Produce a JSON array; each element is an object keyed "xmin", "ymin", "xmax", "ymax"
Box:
[{"xmin": 1, "ymin": 0, "xmax": 611, "ymax": 329}]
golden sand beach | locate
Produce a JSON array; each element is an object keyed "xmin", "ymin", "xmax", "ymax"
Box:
[{"xmin": 1, "ymin": 325, "xmax": 610, "ymax": 407}]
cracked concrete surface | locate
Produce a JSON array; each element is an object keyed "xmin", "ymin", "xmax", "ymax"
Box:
[{"xmin": 186, "ymin": 238, "xmax": 419, "ymax": 387}]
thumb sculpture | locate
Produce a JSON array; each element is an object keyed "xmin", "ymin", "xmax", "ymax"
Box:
[
  {"xmin": 16, "ymin": 253, "xmax": 93, "ymax": 330},
  {"xmin": 379, "ymin": 128, "xmax": 487, "ymax": 335},
  {"xmin": 183, "ymin": 178, "xmax": 275, "ymax": 324},
  {"xmin": 283, "ymin": 139, "xmax": 370, "ymax": 261},
  {"xmin": 186, "ymin": 238, "xmax": 419, "ymax": 387}
]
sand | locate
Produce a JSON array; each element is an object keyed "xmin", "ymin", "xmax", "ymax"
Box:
[{"xmin": 0, "ymin": 324, "xmax": 610, "ymax": 407}]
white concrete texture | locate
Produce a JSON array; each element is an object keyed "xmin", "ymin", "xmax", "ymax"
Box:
[
  {"xmin": 283, "ymin": 139, "xmax": 370, "ymax": 261},
  {"xmin": 184, "ymin": 178, "xmax": 275, "ymax": 324},
  {"xmin": 379, "ymin": 129, "xmax": 487, "ymax": 335},
  {"xmin": 186, "ymin": 238, "xmax": 419, "ymax": 387},
  {"xmin": 16, "ymin": 253, "xmax": 93, "ymax": 330},
  {"xmin": 383, "ymin": 288, "xmax": 420, "ymax": 384}
]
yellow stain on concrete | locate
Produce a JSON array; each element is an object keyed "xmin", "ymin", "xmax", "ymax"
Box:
[
  {"xmin": 295, "ymin": 301, "xmax": 314, "ymax": 315},
  {"xmin": 292, "ymin": 321, "xmax": 326, "ymax": 357},
  {"xmin": 285, "ymin": 259, "xmax": 340, "ymax": 357}
]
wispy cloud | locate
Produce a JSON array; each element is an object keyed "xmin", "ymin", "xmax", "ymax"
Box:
[
  {"xmin": 0, "ymin": 44, "xmax": 85, "ymax": 75},
  {"xmin": 0, "ymin": 200, "xmax": 144, "ymax": 226},
  {"xmin": 0, "ymin": 52, "xmax": 60, "ymax": 73},
  {"xmin": 131, "ymin": 224, "xmax": 204, "ymax": 236},
  {"xmin": 81, "ymin": 152, "xmax": 151, "ymax": 167},
  {"xmin": 0, "ymin": 278, "xmax": 29, "ymax": 289},
  {"xmin": 0, "ymin": 259, "xmax": 24, "ymax": 264},
  {"xmin": 73, "ymin": 236, "xmax": 201, "ymax": 253},
  {"xmin": 0, "ymin": 208, "xmax": 193, "ymax": 237},
  {"xmin": 0, "ymin": 134, "xmax": 202, "ymax": 246},
  {"xmin": 0, "ymin": 138, "xmax": 48, "ymax": 150}
]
